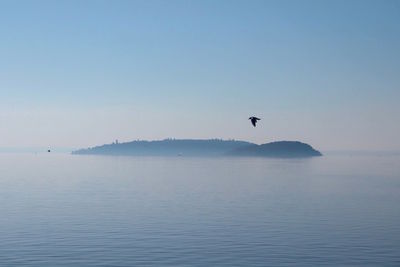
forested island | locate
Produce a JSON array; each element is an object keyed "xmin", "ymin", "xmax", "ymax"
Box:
[{"xmin": 72, "ymin": 139, "xmax": 322, "ymax": 158}]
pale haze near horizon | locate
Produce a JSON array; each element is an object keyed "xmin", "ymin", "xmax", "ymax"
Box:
[{"xmin": 0, "ymin": 0, "xmax": 399, "ymax": 151}]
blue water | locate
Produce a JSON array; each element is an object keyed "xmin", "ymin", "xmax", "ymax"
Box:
[{"xmin": 0, "ymin": 152, "xmax": 399, "ymax": 266}]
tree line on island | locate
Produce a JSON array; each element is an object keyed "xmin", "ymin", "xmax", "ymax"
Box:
[{"xmin": 72, "ymin": 139, "xmax": 322, "ymax": 158}]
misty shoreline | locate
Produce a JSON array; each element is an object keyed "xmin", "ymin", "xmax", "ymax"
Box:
[{"xmin": 72, "ymin": 139, "xmax": 322, "ymax": 158}]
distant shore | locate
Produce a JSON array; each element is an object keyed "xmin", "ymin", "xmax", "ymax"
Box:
[{"xmin": 72, "ymin": 139, "xmax": 322, "ymax": 158}]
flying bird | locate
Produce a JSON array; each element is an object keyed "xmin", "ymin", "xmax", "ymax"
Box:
[{"xmin": 249, "ymin": 116, "xmax": 260, "ymax": 127}]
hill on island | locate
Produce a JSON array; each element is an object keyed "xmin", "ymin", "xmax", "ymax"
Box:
[
  {"xmin": 227, "ymin": 141, "xmax": 322, "ymax": 158},
  {"xmin": 72, "ymin": 139, "xmax": 322, "ymax": 158}
]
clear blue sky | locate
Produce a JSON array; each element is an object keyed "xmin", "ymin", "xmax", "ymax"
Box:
[{"xmin": 1, "ymin": 0, "xmax": 399, "ymax": 150}]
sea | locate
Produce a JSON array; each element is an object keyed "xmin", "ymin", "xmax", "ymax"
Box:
[{"xmin": 0, "ymin": 152, "xmax": 399, "ymax": 266}]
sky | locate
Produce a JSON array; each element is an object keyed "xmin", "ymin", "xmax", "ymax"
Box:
[{"xmin": 0, "ymin": 0, "xmax": 399, "ymax": 151}]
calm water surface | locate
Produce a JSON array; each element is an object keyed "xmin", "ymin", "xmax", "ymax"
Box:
[{"xmin": 0, "ymin": 152, "xmax": 399, "ymax": 266}]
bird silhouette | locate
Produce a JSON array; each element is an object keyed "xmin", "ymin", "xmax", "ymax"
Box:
[{"xmin": 249, "ymin": 116, "xmax": 261, "ymax": 127}]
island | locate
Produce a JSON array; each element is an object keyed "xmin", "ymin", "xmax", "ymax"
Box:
[{"xmin": 72, "ymin": 139, "xmax": 322, "ymax": 158}]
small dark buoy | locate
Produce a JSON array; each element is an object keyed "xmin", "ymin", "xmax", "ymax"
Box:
[{"xmin": 48, "ymin": 150, "xmax": 51, "ymax": 153}]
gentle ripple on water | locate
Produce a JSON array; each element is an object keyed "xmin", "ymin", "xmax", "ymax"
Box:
[{"xmin": 0, "ymin": 153, "xmax": 399, "ymax": 266}]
